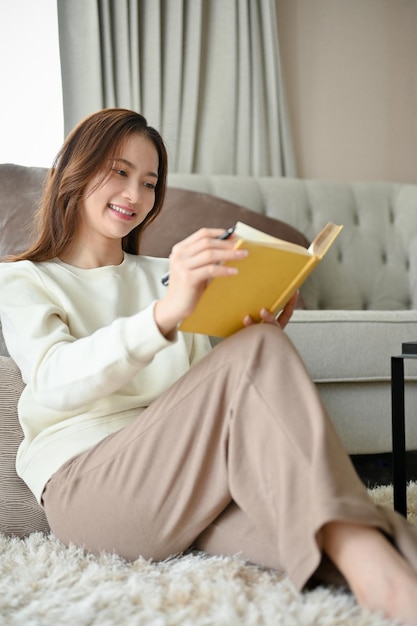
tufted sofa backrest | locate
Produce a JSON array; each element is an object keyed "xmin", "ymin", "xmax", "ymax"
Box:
[
  {"xmin": 1, "ymin": 164, "xmax": 417, "ymax": 313},
  {"xmin": 168, "ymin": 174, "xmax": 417, "ymax": 311}
]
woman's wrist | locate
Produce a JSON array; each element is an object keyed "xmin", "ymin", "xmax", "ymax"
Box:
[{"xmin": 154, "ymin": 299, "xmax": 181, "ymax": 340}]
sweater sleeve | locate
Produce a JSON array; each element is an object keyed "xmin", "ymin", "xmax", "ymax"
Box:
[{"xmin": 0, "ymin": 262, "xmax": 175, "ymax": 411}]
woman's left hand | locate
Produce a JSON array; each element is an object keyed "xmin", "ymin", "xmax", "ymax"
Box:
[{"xmin": 243, "ymin": 291, "xmax": 299, "ymax": 331}]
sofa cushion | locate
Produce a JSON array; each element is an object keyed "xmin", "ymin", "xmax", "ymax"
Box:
[
  {"xmin": 140, "ymin": 187, "xmax": 310, "ymax": 258},
  {"xmin": 0, "ymin": 356, "xmax": 50, "ymax": 536},
  {"xmin": 287, "ymin": 309, "xmax": 417, "ymax": 382},
  {"xmin": 286, "ymin": 309, "xmax": 417, "ymax": 454}
]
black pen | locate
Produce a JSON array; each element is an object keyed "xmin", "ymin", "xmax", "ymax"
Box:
[{"xmin": 161, "ymin": 226, "xmax": 236, "ymax": 287}]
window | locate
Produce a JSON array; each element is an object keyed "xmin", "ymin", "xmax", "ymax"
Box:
[{"xmin": 0, "ymin": 0, "xmax": 64, "ymax": 167}]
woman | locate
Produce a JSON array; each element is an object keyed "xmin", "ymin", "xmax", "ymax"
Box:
[{"xmin": 1, "ymin": 108, "xmax": 417, "ymax": 625}]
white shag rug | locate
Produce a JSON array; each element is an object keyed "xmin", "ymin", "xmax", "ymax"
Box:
[{"xmin": 1, "ymin": 483, "xmax": 417, "ymax": 626}]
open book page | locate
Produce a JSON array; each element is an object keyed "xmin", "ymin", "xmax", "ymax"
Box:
[
  {"xmin": 308, "ymin": 223, "xmax": 343, "ymax": 257},
  {"xmin": 234, "ymin": 221, "xmax": 311, "ymax": 255}
]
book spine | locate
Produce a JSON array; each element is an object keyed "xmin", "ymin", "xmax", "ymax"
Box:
[{"xmin": 270, "ymin": 257, "xmax": 319, "ymax": 314}]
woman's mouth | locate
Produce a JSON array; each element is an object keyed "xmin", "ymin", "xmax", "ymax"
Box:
[{"xmin": 108, "ymin": 204, "xmax": 135, "ymax": 220}]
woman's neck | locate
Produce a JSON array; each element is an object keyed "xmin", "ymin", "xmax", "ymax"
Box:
[{"xmin": 59, "ymin": 241, "xmax": 124, "ymax": 269}]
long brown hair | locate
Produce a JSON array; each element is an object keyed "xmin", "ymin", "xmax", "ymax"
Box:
[{"xmin": 8, "ymin": 109, "xmax": 168, "ymax": 262}]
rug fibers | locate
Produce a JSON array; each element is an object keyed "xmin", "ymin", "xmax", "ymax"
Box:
[{"xmin": 1, "ymin": 482, "xmax": 416, "ymax": 626}]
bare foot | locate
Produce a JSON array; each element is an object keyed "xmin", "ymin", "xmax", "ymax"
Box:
[{"xmin": 322, "ymin": 521, "xmax": 417, "ymax": 626}]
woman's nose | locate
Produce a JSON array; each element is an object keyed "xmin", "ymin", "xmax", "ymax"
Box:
[{"xmin": 123, "ymin": 181, "xmax": 141, "ymax": 204}]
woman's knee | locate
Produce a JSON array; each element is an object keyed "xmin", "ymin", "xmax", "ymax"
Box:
[
  {"xmin": 228, "ymin": 324, "xmax": 295, "ymax": 365},
  {"xmin": 218, "ymin": 323, "xmax": 286, "ymax": 354}
]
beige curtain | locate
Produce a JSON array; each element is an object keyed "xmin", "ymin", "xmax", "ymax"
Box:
[{"xmin": 57, "ymin": 0, "xmax": 296, "ymax": 176}]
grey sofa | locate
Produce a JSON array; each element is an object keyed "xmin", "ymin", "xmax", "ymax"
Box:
[{"xmin": 2, "ymin": 164, "xmax": 417, "ymax": 457}]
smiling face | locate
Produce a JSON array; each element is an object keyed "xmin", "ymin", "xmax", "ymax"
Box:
[{"xmin": 73, "ymin": 133, "xmax": 159, "ymax": 263}]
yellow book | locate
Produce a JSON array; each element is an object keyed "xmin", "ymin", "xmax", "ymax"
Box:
[{"xmin": 178, "ymin": 221, "xmax": 343, "ymax": 337}]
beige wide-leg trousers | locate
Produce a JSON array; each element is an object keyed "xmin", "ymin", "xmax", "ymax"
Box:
[{"xmin": 42, "ymin": 325, "xmax": 417, "ymax": 590}]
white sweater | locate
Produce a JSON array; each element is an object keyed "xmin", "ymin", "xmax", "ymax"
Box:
[{"xmin": 0, "ymin": 253, "xmax": 211, "ymax": 502}]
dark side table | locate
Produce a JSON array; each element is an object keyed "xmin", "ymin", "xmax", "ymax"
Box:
[{"xmin": 391, "ymin": 341, "xmax": 417, "ymax": 517}]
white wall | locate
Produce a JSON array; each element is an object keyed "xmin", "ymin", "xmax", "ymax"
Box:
[
  {"xmin": 277, "ymin": 0, "xmax": 417, "ymax": 183},
  {"xmin": 0, "ymin": 0, "xmax": 64, "ymax": 167}
]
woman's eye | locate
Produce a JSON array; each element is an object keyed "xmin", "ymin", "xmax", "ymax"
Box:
[
  {"xmin": 144, "ymin": 182, "xmax": 156, "ymax": 190},
  {"xmin": 112, "ymin": 168, "xmax": 127, "ymax": 177}
]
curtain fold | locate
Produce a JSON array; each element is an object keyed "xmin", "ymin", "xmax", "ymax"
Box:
[{"xmin": 57, "ymin": 0, "xmax": 296, "ymax": 176}]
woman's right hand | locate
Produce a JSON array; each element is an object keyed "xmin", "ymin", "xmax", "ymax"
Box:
[{"xmin": 154, "ymin": 228, "xmax": 248, "ymax": 337}]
